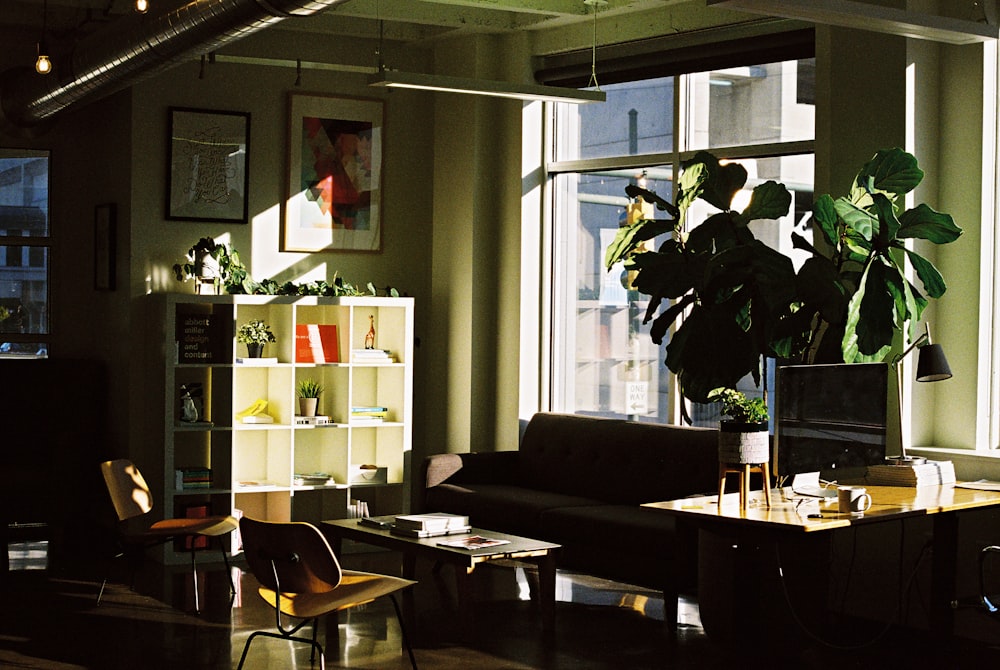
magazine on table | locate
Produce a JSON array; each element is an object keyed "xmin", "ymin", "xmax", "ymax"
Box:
[{"xmin": 437, "ymin": 535, "xmax": 510, "ymax": 550}]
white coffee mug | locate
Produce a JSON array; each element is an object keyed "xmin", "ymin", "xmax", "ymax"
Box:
[{"xmin": 838, "ymin": 486, "xmax": 872, "ymax": 515}]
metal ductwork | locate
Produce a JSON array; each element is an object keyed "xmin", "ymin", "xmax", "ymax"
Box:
[{"xmin": 0, "ymin": 0, "xmax": 351, "ymax": 131}]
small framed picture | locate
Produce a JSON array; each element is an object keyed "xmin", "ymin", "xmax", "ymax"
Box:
[
  {"xmin": 167, "ymin": 107, "xmax": 250, "ymax": 223},
  {"xmin": 283, "ymin": 93, "xmax": 383, "ymax": 252}
]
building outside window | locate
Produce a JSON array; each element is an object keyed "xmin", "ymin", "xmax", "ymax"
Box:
[
  {"xmin": 547, "ymin": 56, "xmax": 814, "ymax": 426},
  {"xmin": 0, "ymin": 149, "xmax": 50, "ymax": 357}
]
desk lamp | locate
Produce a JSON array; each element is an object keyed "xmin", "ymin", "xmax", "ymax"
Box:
[{"xmin": 887, "ymin": 323, "xmax": 952, "ymax": 465}]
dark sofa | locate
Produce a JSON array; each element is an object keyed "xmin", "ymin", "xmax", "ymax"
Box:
[{"xmin": 420, "ymin": 412, "xmax": 719, "ymax": 628}]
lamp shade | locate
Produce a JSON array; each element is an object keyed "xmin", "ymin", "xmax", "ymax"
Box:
[{"xmin": 916, "ymin": 343, "xmax": 952, "ymax": 382}]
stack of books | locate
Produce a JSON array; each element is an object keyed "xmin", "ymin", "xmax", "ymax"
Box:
[
  {"xmin": 175, "ymin": 467, "xmax": 212, "ymax": 490},
  {"xmin": 865, "ymin": 460, "xmax": 956, "ymax": 487},
  {"xmin": 293, "ymin": 472, "xmax": 334, "ymax": 487},
  {"xmin": 391, "ymin": 513, "xmax": 471, "ymax": 538},
  {"xmin": 352, "ymin": 348, "xmax": 395, "ymax": 364},
  {"xmin": 350, "ymin": 406, "xmax": 389, "ymax": 424}
]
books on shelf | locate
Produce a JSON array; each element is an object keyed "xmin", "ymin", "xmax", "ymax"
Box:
[
  {"xmin": 351, "ymin": 348, "xmax": 395, "ymax": 363},
  {"xmin": 293, "ymin": 472, "xmax": 334, "ymax": 487},
  {"xmin": 176, "ymin": 312, "xmax": 225, "ymax": 363},
  {"xmin": 175, "ymin": 467, "xmax": 212, "ymax": 490},
  {"xmin": 350, "ymin": 406, "xmax": 390, "ymax": 424},
  {"xmin": 241, "ymin": 415, "xmax": 274, "ymax": 424},
  {"xmin": 294, "ymin": 415, "xmax": 332, "ymax": 425},
  {"xmin": 438, "ymin": 535, "xmax": 510, "ymax": 550},
  {"xmin": 393, "ymin": 513, "xmax": 470, "ymax": 534},
  {"xmin": 235, "ymin": 357, "xmax": 278, "ymax": 365},
  {"xmin": 865, "ymin": 460, "xmax": 956, "ymax": 487},
  {"xmin": 296, "ymin": 324, "xmax": 339, "ymax": 363}
]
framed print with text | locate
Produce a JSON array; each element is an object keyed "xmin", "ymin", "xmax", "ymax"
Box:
[
  {"xmin": 167, "ymin": 107, "xmax": 250, "ymax": 223},
  {"xmin": 283, "ymin": 93, "xmax": 383, "ymax": 252}
]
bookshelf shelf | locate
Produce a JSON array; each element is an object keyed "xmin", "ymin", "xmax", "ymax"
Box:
[{"xmin": 148, "ymin": 293, "xmax": 414, "ymax": 564}]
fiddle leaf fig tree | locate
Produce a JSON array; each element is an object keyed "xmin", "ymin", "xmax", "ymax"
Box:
[
  {"xmin": 793, "ymin": 148, "xmax": 962, "ymax": 364},
  {"xmin": 606, "ymin": 148, "xmax": 962, "ymax": 407},
  {"xmin": 605, "ymin": 151, "xmax": 796, "ymax": 403}
]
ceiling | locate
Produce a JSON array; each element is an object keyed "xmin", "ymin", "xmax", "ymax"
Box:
[{"xmin": 0, "ymin": 0, "xmax": 695, "ymax": 50}]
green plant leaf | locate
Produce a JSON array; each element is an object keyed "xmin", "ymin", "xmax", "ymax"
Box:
[
  {"xmin": 812, "ymin": 195, "xmax": 840, "ymax": 247},
  {"xmin": 896, "ymin": 204, "xmax": 963, "ymax": 243},
  {"xmin": 737, "ymin": 180, "xmax": 792, "ymax": 224},
  {"xmin": 604, "ymin": 219, "xmax": 674, "ymax": 269},
  {"xmin": 625, "ymin": 184, "xmax": 679, "ymax": 217},
  {"xmin": 833, "ymin": 198, "xmax": 876, "ymax": 240},
  {"xmin": 676, "ymin": 160, "xmax": 708, "ymax": 223},
  {"xmin": 871, "ymin": 192, "xmax": 901, "ymax": 246},
  {"xmin": 842, "ymin": 260, "xmax": 895, "ymax": 362},
  {"xmin": 684, "ymin": 151, "xmax": 748, "ymax": 212},
  {"xmin": 902, "ymin": 247, "xmax": 947, "ymax": 299},
  {"xmin": 857, "ymin": 147, "xmax": 924, "ymax": 196}
]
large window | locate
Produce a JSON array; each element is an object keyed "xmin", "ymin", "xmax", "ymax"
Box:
[
  {"xmin": 0, "ymin": 149, "xmax": 50, "ymax": 357},
  {"xmin": 547, "ymin": 57, "xmax": 814, "ymax": 424}
]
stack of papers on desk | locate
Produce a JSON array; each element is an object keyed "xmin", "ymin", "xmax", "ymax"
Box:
[{"xmin": 865, "ymin": 460, "xmax": 956, "ymax": 487}]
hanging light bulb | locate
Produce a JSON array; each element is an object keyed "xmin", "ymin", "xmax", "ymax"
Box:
[
  {"xmin": 35, "ymin": 44, "xmax": 51, "ymax": 75},
  {"xmin": 135, "ymin": 0, "xmax": 149, "ymax": 13},
  {"xmin": 35, "ymin": 0, "xmax": 51, "ymax": 75}
]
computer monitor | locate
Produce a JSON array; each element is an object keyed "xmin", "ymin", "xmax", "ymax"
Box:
[{"xmin": 775, "ymin": 362, "xmax": 889, "ymax": 481}]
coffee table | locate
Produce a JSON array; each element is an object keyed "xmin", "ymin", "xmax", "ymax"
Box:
[{"xmin": 321, "ymin": 516, "xmax": 561, "ymax": 635}]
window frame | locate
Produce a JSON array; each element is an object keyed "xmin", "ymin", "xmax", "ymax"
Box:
[{"xmin": 544, "ymin": 59, "xmax": 815, "ymax": 422}]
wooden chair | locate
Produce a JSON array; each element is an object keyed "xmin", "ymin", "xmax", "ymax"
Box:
[
  {"xmin": 237, "ymin": 517, "xmax": 418, "ymax": 670},
  {"xmin": 98, "ymin": 458, "xmax": 237, "ymax": 612}
]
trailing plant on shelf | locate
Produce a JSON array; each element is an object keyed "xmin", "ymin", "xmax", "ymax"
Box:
[
  {"xmin": 605, "ymin": 149, "xmax": 963, "ymax": 405},
  {"xmin": 172, "ymin": 239, "xmax": 401, "ymax": 298},
  {"xmin": 237, "ymin": 320, "xmax": 276, "ymax": 346},
  {"xmin": 297, "ymin": 379, "xmax": 324, "ymax": 398}
]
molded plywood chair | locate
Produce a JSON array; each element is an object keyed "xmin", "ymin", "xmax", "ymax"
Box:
[
  {"xmin": 237, "ymin": 517, "xmax": 418, "ymax": 669},
  {"xmin": 98, "ymin": 458, "xmax": 238, "ymax": 612}
]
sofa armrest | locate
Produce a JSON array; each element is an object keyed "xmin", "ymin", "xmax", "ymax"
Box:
[{"xmin": 422, "ymin": 451, "xmax": 520, "ymax": 488}]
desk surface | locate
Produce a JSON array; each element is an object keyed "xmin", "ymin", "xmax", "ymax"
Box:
[{"xmin": 642, "ymin": 484, "xmax": 1000, "ymax": 532}]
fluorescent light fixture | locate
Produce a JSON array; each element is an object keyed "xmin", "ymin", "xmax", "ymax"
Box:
[
  {"xmin": 368, "ymin": 70, "xmax": 606, "ymax": 104},
  {"xmin": 707, "ymin": 0, "xmax": 998, "ymax": 45}
]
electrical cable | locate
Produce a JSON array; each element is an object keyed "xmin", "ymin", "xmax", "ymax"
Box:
[{"xmin": 773, "ymin": 524, "xmax": 932, "ymax": 651}]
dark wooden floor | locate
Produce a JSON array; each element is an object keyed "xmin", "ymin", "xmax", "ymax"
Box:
[{"xmin": 3, "ymin": 540, "xmax": 1000, "ymax": 669}]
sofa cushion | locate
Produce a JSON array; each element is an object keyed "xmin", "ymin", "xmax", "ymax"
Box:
[
  {"xmin": 518, "ymin": 413, "xmax": 719, "ymax": 504},
  {"xmin": 425, "ymin": 483, "xmax": 604, "ymax": 538}
]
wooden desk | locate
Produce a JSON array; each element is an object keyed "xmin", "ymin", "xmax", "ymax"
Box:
[{"xmin": 644, "ymin": 484, "xmax": 1000, "ymax": 645}]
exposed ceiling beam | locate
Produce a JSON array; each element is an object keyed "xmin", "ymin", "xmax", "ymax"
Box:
[{"xmin": 706, "ymin": 0, "xmax": 998, "ymax": 45}]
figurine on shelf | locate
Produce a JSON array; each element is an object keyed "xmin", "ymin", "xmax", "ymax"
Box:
[
  {"xmin": 364, "ymin": 314, "xmax": 376, "ymax": 349},
  {"xmin": 180, "ymin": 383, "xmax": 203, "ymax": 423}
]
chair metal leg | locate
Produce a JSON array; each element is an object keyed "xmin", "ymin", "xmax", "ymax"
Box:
[
  {"xmin": 236, "ymin": 629, "xmax": 325, "ymax": 670},
  {"xmin": 390, "ymin": 594, "xmax": 419, "ymax": 669},
  {"xmin": 980, "ymin": 545, "xmax": 1000, "ymax": 614},
  {"xmin": 188, "ymin": 544, "xmax": 202, "ymax": 613}
]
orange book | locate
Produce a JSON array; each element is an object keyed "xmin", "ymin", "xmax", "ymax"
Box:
[{"xmin": 295, "ymin": 324, "xmax": 339, "ymax": 363}]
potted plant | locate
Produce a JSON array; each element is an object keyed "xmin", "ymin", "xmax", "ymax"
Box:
[
  {"xmin": 605, "ymin": 149, "xmax": 962, "ymax": 406},
  {"xmin": 237, "ymin": 319, "xmax": 275, "ymax": 358},
  {"xmin": 173, "ymin": 237, "xmax": 255, "ymax": 294},
  {"xmin": 710, "ymin": 388, "xmax": 770, "ymax": 465},
  {"xmin": 297, "ymin": 378, "xmax": 324, "ymax": 417}
]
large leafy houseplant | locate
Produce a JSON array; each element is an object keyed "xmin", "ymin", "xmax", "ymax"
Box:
[{"xmin": 605, "ymin": 149, "xmax": 962, "ymax": 405}]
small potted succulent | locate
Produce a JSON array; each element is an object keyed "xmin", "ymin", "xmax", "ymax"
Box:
[
  {"xmin": 297, "ymin": 378, "xmax": 324, "ymax": 417},
  {"xmin": 711, "ymin": 388, "xmax": 770, "ymax": 465},
  {"xmin": 237, "ymin": 319, "xmax": 275, "ymax": 358}
]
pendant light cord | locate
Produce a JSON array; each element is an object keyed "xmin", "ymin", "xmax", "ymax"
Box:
[{"xmin": 587, "ymin": 0, "xmax": 604, "ymax": 91}]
